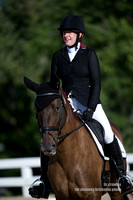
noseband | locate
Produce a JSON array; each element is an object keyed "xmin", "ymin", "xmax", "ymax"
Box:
[{"xmin": 36, "ymin": 92, "xmax": 85, "ymax": 143}]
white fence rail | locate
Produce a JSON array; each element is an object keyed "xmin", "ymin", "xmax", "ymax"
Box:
[
  {"xmin": 0, "ymin": 157, "xmax": 40, "ymax": 197},
  {"xmin": 0, "ymin": 154, "xmax": 133, "ymax": 197}
]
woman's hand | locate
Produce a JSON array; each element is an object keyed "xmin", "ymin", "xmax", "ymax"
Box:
[{"xmin": 83, "ymin": 108, "xmax": 94, "ymax": 121}]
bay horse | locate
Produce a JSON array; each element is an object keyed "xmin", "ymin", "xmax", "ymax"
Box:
[{"xmin": 24, "ymin": 77, "xmax": 129, "ymax": 200}]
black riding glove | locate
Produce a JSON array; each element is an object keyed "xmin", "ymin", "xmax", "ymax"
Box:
[{"xmin": 83, "ymin": 108, "xmax": 94, "ymax": 121}]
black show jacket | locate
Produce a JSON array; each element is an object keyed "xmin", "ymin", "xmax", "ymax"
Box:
[{"xmin": 50, "ymin": 44, "xmax": 101, "ymax": 110}]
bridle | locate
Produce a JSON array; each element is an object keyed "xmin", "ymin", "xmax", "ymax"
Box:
[{"xmin": 36, "ymin": 92, "xmax": 85, "ymax": 144}]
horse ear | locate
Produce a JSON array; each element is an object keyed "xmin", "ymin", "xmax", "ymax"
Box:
[{"xmin": 24, "ymin": 77, "xmax": 39, "ymax": 93}]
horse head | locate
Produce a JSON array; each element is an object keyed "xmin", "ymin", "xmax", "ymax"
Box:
[{"xmin": 24, "ymin": 77, "xmax": 68, "ymax": 156}]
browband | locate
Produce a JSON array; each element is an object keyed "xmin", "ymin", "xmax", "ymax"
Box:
[{"xmin": 36, "ymin": 92, "xmax": 61, "ymax": 97}]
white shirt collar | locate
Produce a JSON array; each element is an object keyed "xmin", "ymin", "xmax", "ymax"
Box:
[{"xmin": 67, "ymin": 42, "xmax": 80, "ymax": 53}]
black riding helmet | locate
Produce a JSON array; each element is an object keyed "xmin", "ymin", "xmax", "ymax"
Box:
[
  {"xmin": 58, "ymin": 15, "xmax": 85, "ymax": 48},
  {"xmin": 58, "ymin": 15, "xmax": 85, "ymax": 34}
]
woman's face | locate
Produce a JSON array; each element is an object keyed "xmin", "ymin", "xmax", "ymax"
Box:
[{"xmin": 63, "ymin": 31, "xmax": 78, "ymax": 47}]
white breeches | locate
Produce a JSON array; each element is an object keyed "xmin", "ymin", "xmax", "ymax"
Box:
[{"xmin": 68, "ymin": 96, "xmax": 114, "ymax": 144}]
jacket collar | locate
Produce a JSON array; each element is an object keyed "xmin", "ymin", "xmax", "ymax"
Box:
[
  {"xmin": 61, "ymin": 43, "xmax": 86, "ymax": 51},
  {"xmin": 80, "ymin": 43, "xmax": 86, "ymax": 49},
  {"xmin": 61, "ymin": 43, "xmax": 86, "ymax": 62}
]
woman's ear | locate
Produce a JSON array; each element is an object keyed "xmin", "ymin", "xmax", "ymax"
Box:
[{"xmin": 79, "ymin": 33, "xmax": 83, "ymax": 38}]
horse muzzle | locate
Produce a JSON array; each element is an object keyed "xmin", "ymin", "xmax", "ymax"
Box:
[{"xmin": 41, "ymin": 142, "xmax": 57, "ymax": 156}]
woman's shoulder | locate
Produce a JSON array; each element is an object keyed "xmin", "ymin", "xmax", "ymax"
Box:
[
  {"xmin": 80, "ymin": 44, "xmax": 96, "ymax": 57},
  {"xmin": 80, "ymin": 43, "xmax": 94, "ymax": 52}
]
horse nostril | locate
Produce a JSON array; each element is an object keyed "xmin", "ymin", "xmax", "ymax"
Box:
[
  {"xmin": 52, "ymin": 144, "xmax": 56, "ymax": 148},
  {"xmin": 49, "ymin": 143, "xmax": 56, "ymax": 151}
]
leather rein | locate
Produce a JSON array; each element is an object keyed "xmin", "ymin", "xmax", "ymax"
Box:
[{"xmin": 36, "ymin": 92, "xmax": 85, "ymax": 143}]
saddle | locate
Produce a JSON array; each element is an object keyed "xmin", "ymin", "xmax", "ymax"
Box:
[
  {"xmin": 86, "ymin": 119, "xmax": 104, "ymax": 147},
  {"xmin": 80, "ymin": 118, "xmax": 126, "ymax": 160}
]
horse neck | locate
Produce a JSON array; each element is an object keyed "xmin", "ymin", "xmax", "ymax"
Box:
[
  {"xmin": 62, "ymin": 100, "xmax": 78, "ymax": 132},
  {"xmin": 57, "ymin": 103, "xmax": 82, "ymax": 163},
  {"xmin": 56, "ymin": 95, "xmax": 101, "ymax": 171}
]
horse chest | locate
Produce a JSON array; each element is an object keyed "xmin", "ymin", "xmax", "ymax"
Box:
[
  {"xmin": 48, "ymin": 161, "xmax": 88, "ymax": 198},
  {"xmin": 48, "ymin": 163, "xmax": 69, "ymax": 197}
]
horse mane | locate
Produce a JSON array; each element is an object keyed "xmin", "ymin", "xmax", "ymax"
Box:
[{"xmin": 60, "ymin": 88, "xmax": 80, "ymax": 123}]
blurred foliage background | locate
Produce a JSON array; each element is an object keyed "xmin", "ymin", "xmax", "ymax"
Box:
[{"xmin": 0, "ymin": 0, "xmax": 133, "ymax": 159}]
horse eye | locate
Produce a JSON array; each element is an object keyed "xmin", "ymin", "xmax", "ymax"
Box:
[{"xmin": 55, "ymin": 106, "xmax": 60, "ymax": 112}]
